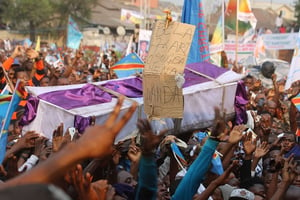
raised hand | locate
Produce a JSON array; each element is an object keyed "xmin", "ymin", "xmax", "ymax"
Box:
[
  {"xmin": 127, "ymin": 137, "xmax": 141, "ymax": 163},
  {"xmin": 210, "ymin": 107, "xmax": 227, "ymax": 141},
  {"xmin": 52, "ymin": 123, "xmax": 64, "ymax": 152},
  {"xmin": 16, "ymin": 131, "xmax": 40, "ymax": 150},
  {"xmin": 228, "ymin": 125, "xmax": 246, "ymax": 144},
  {"xmin": 243, "ymin": 132, "xmax": 257, "ymax": 156},
  {"xmin": 33, "ymin": 137, "xmax": 47, "ymax": 157},
  {"xmin": 11, "ymin": 45, "xmax": 24, "ymax": 58},
  {"xmin": 282, "ymin": 155, "xmax": 297, "ymax": 184},
  {"xmin": 92, "ymin": 180, "xmax": 110, "ymax": 200},
  {"xmin": 76, "ymin": 97, "xmax": 137, "ymax": 158},
  {"xmin": 26, "ymin": 48, "xmax": 39, "ymax": 60},
  {"xmin": 137, "ymin": 119, "xmax": 167, "ymax": 155},
  {"xmin": 70, "ymin": 164, "xmax": 98, "ymax": 200},
  {"xmin": 254, "ymin": 141, "xmax": 269, "ymax": 158}
]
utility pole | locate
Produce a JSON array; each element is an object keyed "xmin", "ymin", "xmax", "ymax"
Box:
[{"xmin": 140, "ymin": 0, "xmax": 150, "ymax": 29}]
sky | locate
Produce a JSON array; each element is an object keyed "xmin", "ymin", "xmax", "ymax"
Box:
[{"xmin": 163, "ymin": 0, "xmax": 296, "ymax": 6}]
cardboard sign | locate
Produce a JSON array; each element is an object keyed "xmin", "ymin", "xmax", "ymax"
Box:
[
  {"xmin": 144, "ymin": 21, "xmax": 195, "ymax": 75},
  {"xmin": 143, "ymin": 21, "xmax": 195, "ymax": 118}
]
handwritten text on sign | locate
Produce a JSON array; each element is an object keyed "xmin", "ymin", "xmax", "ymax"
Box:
[
  {"xmin": 144, "ymin": 21, "xmax": 195, "ymax": 75},
  {"xmin": 144, "ymin": 74, "xmax": 183, "ymax": 118}
]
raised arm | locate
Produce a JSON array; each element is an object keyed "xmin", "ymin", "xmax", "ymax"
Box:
[{"xmin": 1, "ymin": 97, "xmax": 137, "ymax": 189}]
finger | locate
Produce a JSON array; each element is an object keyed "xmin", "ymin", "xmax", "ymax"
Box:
[
  {"xmin": 111, "ymin": 102, "xmax": 137, "ymax": 135},
  {"xmin": 58, "ymin": 123, "xmax": 64, "ymax": 137},
  {"xmin": 131, "ymin": 137, "xmax": 136, "ymax": 146},
  {"xmin": 140, "ymin": 119, "xmax": 151, "ymax": 131},
  {"xmin": 105, "ymin": 97, "xmax": 125, "ymax": 127}
]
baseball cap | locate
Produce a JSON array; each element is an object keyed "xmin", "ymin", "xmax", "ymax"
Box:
[{"xmin": 229, "ymin": 188, "xmax": 255, "ymax": 200}]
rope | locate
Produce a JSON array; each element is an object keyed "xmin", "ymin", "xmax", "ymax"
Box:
[
  {"xmin": 95, "ymin": 84, "xmax": 141, "ymax": 119},
  {"xmin": 185, "ymin": 67, "xmax": 226, "ymax": 113}
]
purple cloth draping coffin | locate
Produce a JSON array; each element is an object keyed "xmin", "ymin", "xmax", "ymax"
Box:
[
  {"xmin": 38, "ymin": 84, "xmax": 112, "ymax": 110},
  {"xmin": 183, "ymin": 62, "xmax": 228, "ymax": 87},
  {"xmin": 22, "ymin": 62, "xmax": 244, "ymax": 133}
]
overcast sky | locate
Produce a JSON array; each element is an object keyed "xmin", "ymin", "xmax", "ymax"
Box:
[{"xmin": 164, "ymin": 0, "xmax": 296, "ymax": 6}]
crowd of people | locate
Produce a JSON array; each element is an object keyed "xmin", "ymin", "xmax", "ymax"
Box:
[{"xmin": 0, "ymin": 39, "xmax": 299, "ymax": 200}]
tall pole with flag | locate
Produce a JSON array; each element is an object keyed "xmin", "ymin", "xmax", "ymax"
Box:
[
  {"xmin": 0, "ymin": 80, "xmax": 23, "ymax": 164},
  {"xmin": 67, "ymin": 16, "xmax": 83, "ymax": 50},
  {"xmin": 181, "ymin": 0, "xmax": 210, "ymax": 64},
  {"xmin": 225, "ymin": 0, "xmax": 257, "ymax": 63}
]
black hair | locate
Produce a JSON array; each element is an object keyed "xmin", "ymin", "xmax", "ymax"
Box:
[{"xmin": 13, "ymin": 67, "xmax": 26, "ymax": 79}]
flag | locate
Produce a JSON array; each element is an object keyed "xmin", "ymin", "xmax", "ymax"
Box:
[
  {"xmin": 126, "ymin": 35, "xmax": 134, "ymax": 56},
  {"xmin": 0, "ymin": 81, "xmax": 24, "ymax": 164},
  {"xmin": 285, "ymin": 30, "xmax": 300, "ymax": 90},
  {"xmin": 23, "ymin": 38, "xmax": 32, "ymax": 48},
  {"xmin": 181, "ymin": 0, "xmax": 210, "ymax": 64},
  {"xmin": 292, "ymin": 94, "xmax": 300, "ymax": 111},
  {"xmin": 225, "ymin": 0, "xmax": 257, "ymax": 42},
  {"xmin": 171, "ymin": 142, "xmax": 188, "ymax": 166},
  {"xmin": 210, "ymin": 17, "xmax": 224, "ymax": 52},
  {"xmin": 35, "ymin": 36, "xmax": 41, "ymax": 52},
  {"xmin": 211, "ymin": 151, "xmax": 224, "ymax": 175},
  {"xmin": 67, "ymin": 16, "xmax": 83, "ymax": 50},
  {"xmin": 111, "ymin": 53, "xmax": 144, "ymax": 78}
]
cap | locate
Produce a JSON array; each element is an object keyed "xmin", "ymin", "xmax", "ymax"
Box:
[{"xmin": 230, "ymin": 188, "xmax": 255, "ymax": 200}]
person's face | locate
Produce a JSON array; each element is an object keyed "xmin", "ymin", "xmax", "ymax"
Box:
[
  {"xmin": 8, "ymin": 68, "xmax": 15, "ymax": 80},
  {"xmin": 40, "ymin": 77, "xmax": 49, "ymax": 87},
  {"xmin": 281, "ymin": 134, "xmax": 295, "ymax": 153},
  {"xmin": 266, "ymin": 101, "xmax": 277, "ymax": 117},
  {"xmin": 260, "ymin": 114, "xmax": 272, "ymax": 133},
  {"xmin": 117, "ymin": 170, "xmax": 137, "ymax": 187},
  {"xmin": 244, "ymin": 77, "xmax": 253, "ymax": 90},
  {"xmin": 140, "ymin": 42, "xmax": 147, "ymax": 51},
  {"xmin": 293, "ymin": 165, "xmax": 300, "ymax": 187},
  {"xmin": 15, "ymin": 71, "xmax": 29, "ymax": 85}
]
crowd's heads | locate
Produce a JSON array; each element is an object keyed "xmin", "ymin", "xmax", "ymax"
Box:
[
  {"xmin": 281, "ymin": 132, "xmax": 296, "ymax": 153},
  {"xmin": 261, "ymin": 61, "xmax": 275, "ymax": 79}
]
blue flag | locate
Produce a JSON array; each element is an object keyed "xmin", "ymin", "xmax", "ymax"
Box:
[
  {"xmin": 111, "ymin": 53, "xmax": 144, "ymax": 78},
  {"xmin": 0, "ymin": 82, "xmax": 23, "ymax": 164},
  {"xmin": 211, "ymin": 151, "xmax": 224, "ymax": 175},
  {"xmin": 181, "ymin": 0, "xmax": 210, "ymax": 64},
  {"xmin": 67, "ymin": 16, "xmax": 83, "ymax": 50}
]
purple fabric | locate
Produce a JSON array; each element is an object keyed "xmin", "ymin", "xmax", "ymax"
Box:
[
  {"xmin": 74, "ymin": 115, "xmax": 92, "ymax": 134},
  {"xmin": 19, "ymin": 96, "xmax": 39, "ymax": 126},
  {"xmin": 38, "ymin": 84, "xmax": 112, "ymax": 110},
  {"xmin": 183, "ymin": 62, "xmax": 228, "ymax": 88},
  {"xmin": 234, "ymin": 80, "xmax": 248, "ymax": 125},
  {"xmin": 102, "ymin": 77, "xmax": 143, "ymax": 98}
]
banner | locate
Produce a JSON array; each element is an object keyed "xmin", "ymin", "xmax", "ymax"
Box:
[
  {"xmin": 143, "ymin": 21, "xmax": 195, "ymax": 118},
  {"xmin": 285, "ymin": 31, "xmax": 300, "ymax": 90},
  {"xmin": 67, "ymin": 16, "xmax": 83, "ymax": 50},
  {"xmin": 138, "ymin": 29, "xmax": 152, "ymax": 61},
  {"xmin": 262, "ymin": 33, "xmax": 298, "ymax": 50},
  {"xmin": 225, "ymin": 0, "xmax": 257, "ymax": 43},
  {"xmin": 224, "ymin": 40, "xmax": 256, "ymax": 61},
  {"xmin": 120, "ymin": 9, "xmax": 143, "ymax": 24},
  {"xmin": 181, "ymin": 0, "xmax": 210, "ymax": 63}
]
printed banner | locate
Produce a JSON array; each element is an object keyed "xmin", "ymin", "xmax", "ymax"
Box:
[
  {"xmin": 262, "ymin": 33, "xmax": 298, "ymax": 50},
  {"xmin": 138, "ymin": 29, "xmax": 152, "ymax": 61}
]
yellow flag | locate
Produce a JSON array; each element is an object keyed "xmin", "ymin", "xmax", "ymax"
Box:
[{"xmin": 35, "ymin": 36, "xmax": 40, "ymax": 52}]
